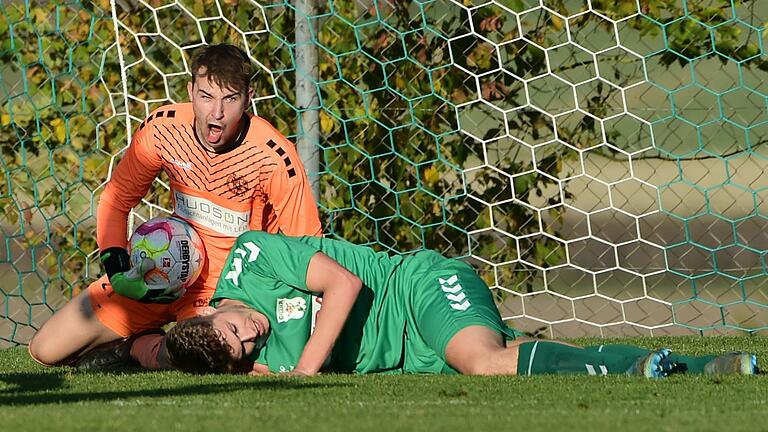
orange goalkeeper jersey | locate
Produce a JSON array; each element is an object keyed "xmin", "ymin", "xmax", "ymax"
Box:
[{"xmin": 97, "ymin": 103, "xmax": 322, "ymax": 288}]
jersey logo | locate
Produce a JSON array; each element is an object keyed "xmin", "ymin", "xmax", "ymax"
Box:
[
  {"xmin": 174, "ymin": 191, "xmax": 250, "ymax": 237},
  {"xmin": 170, "ymin": 158, "xmax": 193, "ymax": 171},
  {"xmin": 438, "ymin": 275, "xmax": 471, "ymax": 311},
  {"xmin": 227, "ymin": 172, "xmax": 248, "ymax": 196},
  {"xmin": 235, "ymin": 241, "xmax": 261, "ymax": 261},
  {"xmin": 223, "ymin": 241, "xmax": 261, "ymax": 286},
  {"xmin": 276, "ymin": 297, "xmax": 307, "ymax": 323},
  {"xmin": 224, "ymin": 256, "xmax": 243, "ymax": 286}
]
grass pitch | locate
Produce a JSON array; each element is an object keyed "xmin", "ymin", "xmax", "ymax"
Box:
[{"xmin": 1, "ymin": 337, "xmax": 766, "ymax": 432}]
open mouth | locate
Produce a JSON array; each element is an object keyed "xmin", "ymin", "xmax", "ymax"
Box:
[{"xmin": 206, "ymin": 123, "xmax": 223, "ymax": 143}]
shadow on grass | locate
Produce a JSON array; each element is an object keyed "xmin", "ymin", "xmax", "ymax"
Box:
[
  {"xmin": 0, "ymin": 371, "xmax": 345, "ymax": 406},
  {"xmin": 0, "ymin": 372, "xmax": 67, "ymax": 393}
]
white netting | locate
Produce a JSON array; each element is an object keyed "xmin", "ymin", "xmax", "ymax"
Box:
[{"xmin": 2, "ymin": 0, "xmax": 768, "ymax": 346}]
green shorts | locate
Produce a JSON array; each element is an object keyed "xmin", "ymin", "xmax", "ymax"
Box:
[{"xmin": 399, "ymin": 250, "xmax": 523, "ymax": 374}]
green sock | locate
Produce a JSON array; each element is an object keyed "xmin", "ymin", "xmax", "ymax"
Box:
[
  {"xmin": 516, "ymin": 341, "xmax": 644, "ymax": 375},
  {"xmin": 585, "ymin": 344, "xmax": 715, "ymax": 374}
]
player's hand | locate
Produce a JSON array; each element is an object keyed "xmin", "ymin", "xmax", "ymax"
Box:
[
  {"xmin": 247, "ymin": 362, "xmax": 272, "ymax": 376},
  {"xmin": 285, "ymin": 368, "xmax": 317, "ymax": 377},
  {"xmin": 109, "ymin": 258, "xmax": 183, "ymax": 303}
]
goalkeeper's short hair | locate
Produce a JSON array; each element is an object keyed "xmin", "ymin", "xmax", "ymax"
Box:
[{"xmin": 190, "ymin": 43, "xmax": 252, "ymax": 95}]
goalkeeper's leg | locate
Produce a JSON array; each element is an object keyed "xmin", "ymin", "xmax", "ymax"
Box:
[
  {"xmin": 76, "ymin": 278, "xmax": 217, "ymax": 370},
  {"xmin": 74, "ymin": 278, "xmax": 216, "ymax": 370},
  {"xmin": 126, "ymin": 282, "xmax": 219, "ymax": 370},
  {"xmin": 29, "ymin": 275, "xmax": 175, "ymax": 369},
  {"xmin": 128, "ymin": 330, "xmax": 173, "ymax": 369},
  {"xmin": 28, "ymin": 281, "xmax": 124, "ymax": 366}
]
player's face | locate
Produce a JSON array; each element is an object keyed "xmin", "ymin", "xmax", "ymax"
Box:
[
  {"xmin": 211, "ymin": 306, "xmax": 269, "ymax": 361},
  {"xmin": 188, "ymin": 74, "xmax": 253, "ymax": 151}
]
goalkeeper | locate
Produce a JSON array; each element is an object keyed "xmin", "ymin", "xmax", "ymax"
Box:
[
  {"xmin": 28, "ymin": 44, "xmax": 322, "ymax": 370},
  {"xmin": 165, "ymin": 231, "xmax": 759, "ymax": 377}
]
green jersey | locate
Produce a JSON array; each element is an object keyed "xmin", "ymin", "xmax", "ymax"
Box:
[
  {"xmin": 212, "ymin": 231, "xmax": 409, "ymax": 374},
  {"xmin": 212, "ymin": 231, "xmax": 518, "ymax": 374}
]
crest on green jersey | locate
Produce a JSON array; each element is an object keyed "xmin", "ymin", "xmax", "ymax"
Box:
[{"xmin": 276, "ymin": 297, "xmax": 307, "ymax": 323}]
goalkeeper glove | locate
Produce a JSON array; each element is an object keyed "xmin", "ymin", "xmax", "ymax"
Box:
[{"xmin": 100, "ymin": 247, "xmax": 182, "ymax": 303}]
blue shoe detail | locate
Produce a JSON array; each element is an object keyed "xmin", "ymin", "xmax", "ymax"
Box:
[
  {"xmin": 704, "ymin": 352, "xmax": 759, "ymax": 375},
  {"xmin": 630, "ymin": 348, "xmax": 676, "ymax": 378}
]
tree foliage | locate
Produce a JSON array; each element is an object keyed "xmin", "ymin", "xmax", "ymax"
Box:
[{"xmin": 1, "ymin": 0, "xmax": 765, "ymax": 302}]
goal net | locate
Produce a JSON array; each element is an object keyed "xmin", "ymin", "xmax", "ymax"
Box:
[{"xmin": 2, "ymin": 0, "xmax": 767, "ymax": 346}]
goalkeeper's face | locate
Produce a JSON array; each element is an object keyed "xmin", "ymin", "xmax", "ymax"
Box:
[
  {"xmin": 188, "ymin": 75, "xmax": 253, "ymax": 150},
  {"xmin": 211, "ymin": 305, "xmax": 270, "ymax": 361}
]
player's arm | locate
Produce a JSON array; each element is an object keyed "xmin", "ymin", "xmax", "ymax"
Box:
[
  {"xmin": 97, "ymin": 120, "xmax": 165, "ymax": 300},
  {"xmin": 261, "ymin": 125, "xmax": 323, "ymax": 237},
  {"xmin": 291, "ymin": 252, "xmax": 362, "ymax": 376}
]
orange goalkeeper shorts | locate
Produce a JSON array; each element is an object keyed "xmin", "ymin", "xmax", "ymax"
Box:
[{"xmin": 87, "ymin": 274, "xmax": 216, "ymax": 338}]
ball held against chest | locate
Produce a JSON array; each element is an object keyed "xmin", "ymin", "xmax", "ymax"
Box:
[{"xmin": 128, "ymin": 216, "xmax": 207, "ymax": 290}]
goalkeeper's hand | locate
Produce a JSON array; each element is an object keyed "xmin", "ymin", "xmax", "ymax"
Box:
[
  {"xmin": 100, "ymin": 247, "xmax": 183, "ymax": 303},
  {"xmin": 110, "ymin": 258, "xmax": 174, "ymax": 302}
]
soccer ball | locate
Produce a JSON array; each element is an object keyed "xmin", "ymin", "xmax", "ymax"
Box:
[{"xmin": 128, "ymin": 216, "xmax": 206, "ymax": 292}]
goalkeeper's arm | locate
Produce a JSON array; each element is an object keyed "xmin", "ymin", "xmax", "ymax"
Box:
[
  {"xmin": 95, "ymin": 113, "xmax": 166, "ymax": 302},
  {"xmin": 96, "ymin": 118, "xmax": 163, "ymax": 252}
]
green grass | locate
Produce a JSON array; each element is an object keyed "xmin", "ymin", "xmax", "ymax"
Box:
[{"xmin": 1, "ymin": 337, "xmax": 767, "ymax": 432}]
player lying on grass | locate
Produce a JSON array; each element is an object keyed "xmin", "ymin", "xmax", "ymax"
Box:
[{"xmin": 165, "ymin": 231, "xmax": 760, "ymax": 377}]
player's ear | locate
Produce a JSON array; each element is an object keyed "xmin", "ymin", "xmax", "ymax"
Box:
[
  {"xmin": 187, "ymin": 81, "xmax": 194, "ymax": 101},
  {"xmin": 247, "ymin": 88, "xmax": 254, "ymax": 103}
]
